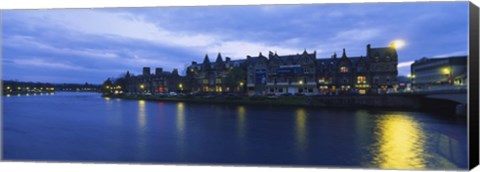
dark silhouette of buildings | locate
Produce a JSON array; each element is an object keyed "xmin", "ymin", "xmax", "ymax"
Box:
[{"xmin": 111, "ymin": 44, "xmax": 399, "ymax": 95}]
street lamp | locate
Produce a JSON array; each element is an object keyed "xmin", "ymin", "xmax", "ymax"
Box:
[
  {"xmin": 391, "ymin": 39, "xmax": 406, "ymax": 49},
  {"xmin": 442, "ymin": 67, "xmax": 451, "ymax": 84},
  {"xmin": 140, "ymin": 84, "xmax": 145, "ymax": 89},
  {"xmin": 298, "ymin": 80, "xmax": 304, "ymax": 85},
  {"xmin": 239, "ymin": 82, "xmax": 244, "ymax": 86},
  {"xmin": 179, "ymin": 83, "xmax": 183, "ymax": 91},
  {"xmin": 442, "ymin": 68, "xmax": 450, "ymax": 75}
]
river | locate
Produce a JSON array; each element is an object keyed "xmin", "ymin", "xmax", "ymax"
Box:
[{"xmin": 2, "ymin": 92, "xmax": 468, "ymax": 169}]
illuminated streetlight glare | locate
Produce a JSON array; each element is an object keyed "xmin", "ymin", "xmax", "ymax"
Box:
[
  {"xmin": 392, "ymin": 39, "xmax": 406, "ymax": 49},
  {"xmin": 443, "ymin": 68, "xmax": 450, "ymax": 75}
]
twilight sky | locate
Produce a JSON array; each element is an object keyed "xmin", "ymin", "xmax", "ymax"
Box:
[{"xmin": 2, "ymin": 2, "xmax": 469, "ymax": 84}]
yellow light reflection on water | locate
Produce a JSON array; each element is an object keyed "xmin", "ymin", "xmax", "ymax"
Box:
[
  {"xmin": 138, "ymin": 100, "xmax": 146, "ymax": 129},
  {"xmin": 176, "ymin": 102, "xmax": 185, "ymax": 133},
  {"xmin": 372, "ymin": 114, "xmax": 426, "ymax": 169},
  {"xmin": 237, "ymin": 106, "xmax": 246, "ymax": 139},
  {"xmin": 295, "ymin": 108, "xmax": 308, "ymax": 160},
  {"xmin": 104, "ymin": 97, "xmax": 111, "ymax": 101}
]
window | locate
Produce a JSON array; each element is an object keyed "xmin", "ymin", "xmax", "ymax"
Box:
[
  {"xmin": 357, "ymin": 76, "xmax": 366, "ymax": 84},
  {"xmin": 216, "ymin": 78, "xmax": 222, "ymax": 84},
  {"xmin": 386, "ymin": 56, "xmax": 391, "ymax": 61},
  {"xmin": 203, "ymin": 79, "xmax": 208, "ymax": 84},
  {"xmin": 318, "ymin": 78, "xmax": 325, "ymax": 83},
  {"xmin": 340, "ymin": 66, "xmax": 348, "ymax": 73}
]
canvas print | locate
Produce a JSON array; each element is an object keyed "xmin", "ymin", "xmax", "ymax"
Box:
[{"xmin": 1, "ymin": 2, "xmax": 472, "ymax": 170}]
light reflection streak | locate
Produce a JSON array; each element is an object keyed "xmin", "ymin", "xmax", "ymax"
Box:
[
  {"xmin": 176, "ymin": 102, "xmax": 186, "ymax": 159},
  {"xmin": 295, "ymin": 108, "xmax": 308, "ymax": 161},
  {"xmin": 237, "ymin": 106, "xmax": 246, "ymax": 139},
  {"xmin": 176, "ymin": 102, "xmax": 185, "ymax": 133},
  {"xmin": 138, "ymin": 100, "xmax": 146, "ymax": 129},
  {"xmin": 371, "ymin": 114, "xmax": 426, "ymax": 169}
]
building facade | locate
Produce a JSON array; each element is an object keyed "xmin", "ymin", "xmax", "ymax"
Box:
[
  {"xmin": 186, "ymin": 53, "xmax": 247, "ymax": 93},
  {"xmin": 111, "ymin": 44, "xmax": 399, "ymax": 96},
  {"xmin": 244, "ymin": 44, "xmax": 399, "ymax": 95},
  {"xmin": 410, "ymin": 56, "xmax": 467, "ymax": 91},
  {"xmin": 121, "ymin": 67, "xmax": 185, "ymax": 95}
]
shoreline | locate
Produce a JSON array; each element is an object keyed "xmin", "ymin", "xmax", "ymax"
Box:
[{"xmin": 105, "ymin": 94, "xmax": 461, "ymax": 116}]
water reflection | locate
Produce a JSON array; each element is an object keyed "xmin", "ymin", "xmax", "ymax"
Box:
[
  {"xmin": 176, "ymin": 102, "xmax": 185, "ymax": 133},
  {"xmin": 176, "ymin": 102, "xmax": 186, "ymax": 159},
  {"xmin": 237, "ymin": 106, "xmax": 246, "ymax": 139},
  {"xmin": 295, "ymin": 108, "xmax": 308, "ymax": 161},
  {"xmin": 138, "ymin": 100, "xmax": 146, "ymax": 129},
  {"xmin": 370, "ymin": 114, "xmax": 426, "ymax": 169}
]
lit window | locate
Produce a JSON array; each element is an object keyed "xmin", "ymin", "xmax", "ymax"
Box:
[
  {"xmin": 340, "ymin": 66, "xmax": 348, "ymax": 73},
  {"xmin": 216, "ymin": 78, "xmax": 222, "ymax": 84},
  {"xmin": 357, "ymin": 76, "xmax": 366, "ymax": 84},
  {"xmin": 203, "ymin": 79, "xmax": 208, "ymax": 84},
  {"xmin": 318, "ymin": 78, "xmax": 325, "ymax": 83}
]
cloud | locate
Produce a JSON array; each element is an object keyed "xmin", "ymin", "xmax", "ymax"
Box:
[
  {"xmin": 11, "ymin": 58, "xmax": 91, "ymax": 71},
  {"xmin": 397, "ymin": 60, "xmax": 414, "ymax": 68},
  {"xmin": 5, "ymin": 35, "xmax": 118, "ymax": 59},
  {"xmin": 205, "ymin": 41, "xmax": 303, "ymax": 59},
  {"xmin": 333, "ymin": 28, "xmax": 383, "ymax": 42},
  {"xmin": 31, "ymin": 10, "xmax": 220, "ymax": 48},
  {"xmin": 432, "ymin": 51, "xmax": 467, "ymax": 58}
]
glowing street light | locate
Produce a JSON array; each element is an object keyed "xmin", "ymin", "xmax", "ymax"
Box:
[
  {"xmin": 140, "ymin": 84, "xmax": 145, "ymax": 89},
  {"xmin": 298, "ymin": 80, "xmax": 304, "ymax": 85},
  {"xmin": 391, "ymin": 39, "xmax": 406, "ymax": 49},
  {"xmin": 6, "ymin": 86, "xmax": 10, "ymax": 90},
  {"xmin": 239, "ymin": 82, "xmax": 244, "ymax": 86},
  {"xmin": 442, "ymin": 68, "xmax": 451, "ymax": 75}
]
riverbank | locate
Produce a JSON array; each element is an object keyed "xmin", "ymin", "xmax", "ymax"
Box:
[
  {"xmin": 104, "ymin": 93, "xmax": 460, "ymax": 115},
  {"xmin": 2, "ymin": 91, "xmax": 55, "ymax": 96}
]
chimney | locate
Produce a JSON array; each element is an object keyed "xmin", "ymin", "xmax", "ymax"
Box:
[
  {"xmin": 172, "ymin": 68, "xmax": 179, "ymax": 76},
  {"xmin": 366, "ymin": 44, "xmax": 371, "ymax": 57},
  {"xmin": 155, "ymin": 68, "xmax": 163, "ymax": 75},
  {"xmin": 143, "ymin": 67, "xmax": 151, "ymax": 76}
]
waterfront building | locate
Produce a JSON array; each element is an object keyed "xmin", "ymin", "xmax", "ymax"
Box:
[
  {"xmin": 410, "ymin": 56, "xmax": 467, "ymax": 91},
  {"xmin": 114, "ymin": 44, "xmax": 399, "ymax": 96},
  {"xmin": 244, "ymin": 44, "xmax": 398, "ymax": 95},
  {"xmin": 123, "ymin": 67, "xmax": 185, "ymax": 95},
  {"xmin": 186, "ymin": 53, "xmax": 247, "ymax": 93}
]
